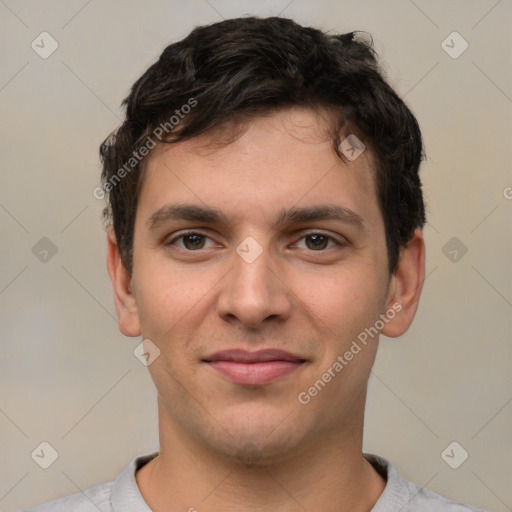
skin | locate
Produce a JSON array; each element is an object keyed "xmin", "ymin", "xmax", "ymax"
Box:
[{"xmin": 107, "ymin": 106, "xmax": 425, "ymax": 512}]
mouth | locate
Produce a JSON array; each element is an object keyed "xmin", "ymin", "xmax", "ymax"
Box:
[{"xmin": 203, "ymin": 349, "xmax": 307, "ymax": 386}]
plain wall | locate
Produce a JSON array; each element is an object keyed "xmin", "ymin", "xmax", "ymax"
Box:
[{"xmin": 0, "ymin": 0, "xmax": 511, "ymax": 510}]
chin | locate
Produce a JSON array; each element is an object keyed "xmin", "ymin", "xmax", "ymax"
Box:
[
  {"xmin": 232, "ymin": 441, "xmax": 268, "ymax": 466},
  {"xmin": 207, "ymin": 411, "xmax": 305, "ymax": 466},
  {"xmin": 222, "ymin": 435, "xmax": 300, "ymax": 467}
]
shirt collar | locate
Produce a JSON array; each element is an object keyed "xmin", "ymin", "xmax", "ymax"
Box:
[
  {"xmin": 110, "ymin": 452, "xmax": 158, "ymax": 512},
  {"xmin": 110, "ymin": 451, "xmax": 406, "ymax": 511}
]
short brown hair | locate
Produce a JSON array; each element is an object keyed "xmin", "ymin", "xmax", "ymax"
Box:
[{"xmin": 99, "ymin": 16, "xmax": 425, "ymax": 274}]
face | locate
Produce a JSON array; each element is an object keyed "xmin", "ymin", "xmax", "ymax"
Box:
[{"xmin": 109, "ymin": 106, "xmax": 424, "ymax": 463}]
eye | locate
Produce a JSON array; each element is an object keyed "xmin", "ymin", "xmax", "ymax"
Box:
[
  {"xmin": 295, "ymin": 233, "xmax": 339, "ymax": 251},
  {"xmin": 169, "ymin": 232, "xmax": 217, "ymax": 251}
]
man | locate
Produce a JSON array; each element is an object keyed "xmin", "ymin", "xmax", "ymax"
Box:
[{"xmin": 25, "ymin": 15, "xmax": 484, "ymax": 512}]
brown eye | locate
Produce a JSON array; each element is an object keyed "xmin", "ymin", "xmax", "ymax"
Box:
[
  {"xmin": 170, "ymin": 232, "xmax": 216, "ymax": 250},
  {"xmin": 182, "ymin": 234, "xmax": 206, "ymax": 250},
  {"xmin": 305, "ymin": 234, "xmax": 329, "ymax": 250}
]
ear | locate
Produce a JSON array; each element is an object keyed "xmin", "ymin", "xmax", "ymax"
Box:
[
  {"xmin": 106, "ymin": 230, "xmax": 141, "ymax": 337},
  {"xmin": 381, "ymin": 229, "xmax": 425, "ymax": 338}
]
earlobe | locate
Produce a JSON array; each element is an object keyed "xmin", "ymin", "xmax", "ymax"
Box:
[
  {"xmin": 381, "ymin": 229, "xmax": 425, "ymax": 339},
  {"xmin": 106, "ymin": 230, "xmax": 141, "ymax": 337}
]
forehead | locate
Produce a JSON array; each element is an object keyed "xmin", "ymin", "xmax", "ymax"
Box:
[{"xmin": 136, "ymin": 107, "xmax": 381, "ymax": 231}]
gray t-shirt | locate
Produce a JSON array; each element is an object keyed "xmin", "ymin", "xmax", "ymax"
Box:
[{"xmin": 21, "ymin": 452, "xmax": 485, "ymax": 511}]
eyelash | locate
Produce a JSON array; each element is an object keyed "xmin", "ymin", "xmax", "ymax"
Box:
[{"xmin": 167, "ymin": 230, "xmax": 344, "ymax": 252}]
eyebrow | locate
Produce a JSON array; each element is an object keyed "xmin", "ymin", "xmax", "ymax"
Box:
[
  {"xmin": 147, "ymin": 203, "xmax": 365, "ymax": 231},
  {"xmin": 147, "ymin": 204, "xmax": 231, "ymax": 231},
  {"xmin": 272, "ymin": 205, "xmax": 365, "ymax": 230}
]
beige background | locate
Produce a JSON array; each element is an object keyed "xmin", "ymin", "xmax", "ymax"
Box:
[{"xmin": 1, "ymin": 0, "xmax": 511, "ymax": 510}]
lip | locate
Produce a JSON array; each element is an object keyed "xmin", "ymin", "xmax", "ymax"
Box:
[{"xmin": 203, "ymin": 349, "xmax": 306, "ymax": 386}]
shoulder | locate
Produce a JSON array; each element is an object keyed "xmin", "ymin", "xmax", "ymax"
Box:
[
  {"xmin": 402, "ymin": 478, "xmax": 486, "ymax": 512},
  {"xmin": 20, "ymin": 481, "xmax": 113, "ymax": 512},
  {"xmin": 19, "ymin": 452, "xmax": 158, "ymax": 512},
  {"xmin": 364, "ymin": 453, "xmax": 487, "ymax": 512}
]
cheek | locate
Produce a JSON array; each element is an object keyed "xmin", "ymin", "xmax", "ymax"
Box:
[
  {"xmin": 295, "ymin": 270, "xmax": 384, "ymax": 417},
  {"xmin": 298, "ymin": 266, "xmax": 383, "ymax": 339},
  {"xmin": 134, "ymin": 275, "xmax": 204, "ymax": 388},
  {"xmin": 132, "ymin": 262, "xmax": 212, "ymax": 345}
]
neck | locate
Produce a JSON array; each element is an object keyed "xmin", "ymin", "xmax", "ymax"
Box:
[{"xmin": 136, "ymin": 398, "xmax": 386, "ymax": 512}]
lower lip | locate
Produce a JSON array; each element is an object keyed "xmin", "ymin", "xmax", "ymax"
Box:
[{"xmin": 207, "ymin": 360, "xmax": 304, "ymax": 386}]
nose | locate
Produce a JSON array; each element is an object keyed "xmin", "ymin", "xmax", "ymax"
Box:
[{"xmin": 217, "ymin": 244, "xmax": 292, "ymax": 329}]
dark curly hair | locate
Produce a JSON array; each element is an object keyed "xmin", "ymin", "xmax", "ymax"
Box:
[{"xmin": 99, "ymin": 16, "xmax": 425, "ymax": 274}]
